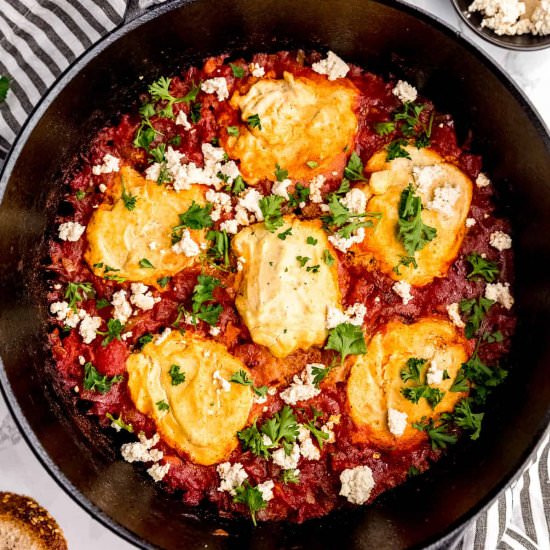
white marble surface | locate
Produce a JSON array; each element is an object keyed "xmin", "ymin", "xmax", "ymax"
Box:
[{"xmin": 0, "ymin": 2, "xmax": 549, "ymax": 550}]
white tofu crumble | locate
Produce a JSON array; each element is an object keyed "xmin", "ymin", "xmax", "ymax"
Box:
[
  {"xmin": 446, "ymin": 302, "xmax": 465, "ymax": 328},
  {"xmin": 147, "ymin": 462, "xmax": 170, "ymax": 482},
  {"xmin": 297, "ymin": 425, "xmax": 321, "ymax": 461},
  {"xmin": 326, "ymin": 303, "xmax": 367, "ymax": 329},
  {"xmin": 532, "ymin": 1, "xmax": 550, "ymax": 35},
  {"xmin": 250, "ymin": 62, "xmax": 265, "ymax": 77},
  {"xmin": 280, "ymin": 364, "xmax": 321, "ymax": 405},
  {"xmin": 485, "ymin": 282, "xmax": 514, "ymax": 310},
  {"xmin": 172, "ymin": 229, "xmax": 200, "ymax": 256},
  {"xmin": 476, "ymin": 172, "xmax": 491, "ymax": 188},
  {"xmin": 79, "ymin": 314, "xmax": 102, "ymax": 344},
  {"xmin": 489, "ymin": 230, "xmax": 512, "ymax": 251},
  {"xmin": 205, "ymin": 189, "xmax": 233, "ymax": 221},
  {"xmin": 58, "ymin": 221, "xmax": 86, "ymax": 242},
  {"xmin": 201, "ymin": 77, "xmax": 229, "ymax": 101},
  {"xmin": 217, "ymin": 462, "xmax": 249, "ymax": 495},
  {"xmin": 145, "ymin": 162, "xmax": 161, "ymax": 182},
  {"xmin": 468, "ymin": 0, "xmax": 537, "ymax": 36},
  {"xmin": 339, "ymin": 465, "xmax": 375, "ymax": 505},
  {"xmin": 238, "ymin": 188, "xmax": 264, "ymax": 221},
  {"xmin": 426, "ymin": 360, "xmax": 444, "ymax": 385},
  {"xmin": 392, "ymin": 80, "xmax": 418, "ymax": 103},
  {"xmin": 311, "ymin": 51, "xmax": 349, "ymax": 80},
  {"xmin": 341, "ymin": 188, "xmax": 367, "ymax": 214},
  {"xmin": 328, "ymin": 227, "xmax": 365, "ymax": 253},
  {"xmin": 412, "ymin": 164, "xmax": 445, "ymax": 195},
  {"xmin": 92, "ymin": 153, "xmax": 120, "ymax": 175},
  {"xmin": 155, "ymin": 328, "xmax": 172, "ymax": 345},
  {"xmin": 309, "ymin": 174, "xmax": 325, "ymax": 203},
  {"xmin": 387, "ymin": 408, "xmax": 408, "ymax": 436},
  {"xmin": 175, "ymin": 110, "xmax": 192, "ymax": 130},
  {"xmin": 49, "ymin": 301, "xmax": 82, "ymax": 327},
  {"xmin": 99, "ymin": 183, "xmax": 107, "ymax": 193},
  {"xmin": 120, "ymin": 432, "xmax": 163, "ymax": 463},
  {"xmin": 209, "ymin": 326, "xmax": 221, "ymax": 337},
  {"xmin": 130, "ymin": 282, "xmax": 160, "ymax": 311},
  {"xmin": 466, "ymin": 217, "xmax": 476, "ymax": 228},
  {"xmin": 272, "ymin": 443, "xmax": 301, "ymax": 470},
  {"xmin": 427, "ymin": 183, "xmax": 461, "ymax": 217},
  {"xmin": 111, "ymin": 290, "xmax": 133, "ymax": 324},
  {"xmin": 257, "ymin": 480, "xmax": 275, "ymax": 502},
  {"xmin": 392, "ymin": 280, "xmax": 413, "ymax": 305},
  {"xmin": 272, "ymin": 178, "xmax": 292, "ymax": 200},
  {"xmin": 213, "ymin": 370, "xmax": 231, "ymax": 392},
  {"xmin": 220, "ymin": 219, "xmax": 239, "ymax": 234}
]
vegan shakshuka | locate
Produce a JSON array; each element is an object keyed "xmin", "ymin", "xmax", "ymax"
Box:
[{"xmin": 47, "ymin": 50, "xmax": 515, "ymax": 523}]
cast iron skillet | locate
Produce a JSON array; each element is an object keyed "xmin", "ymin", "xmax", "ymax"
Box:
[{"xmin": 0, "ymin": 0, "xmax": 549, "ymax": 548}]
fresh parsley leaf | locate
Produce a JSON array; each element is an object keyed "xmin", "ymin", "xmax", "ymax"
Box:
[
  {"xmin": 139, "ymin": 258, "xmax": 154, "ymax": 269},
  {"xmin": 149, "ymin": 143, "xmax": 166, "ymax": 164},
  {"xmin": 397, "ymin": 184, "xmax": 437, "ymax": 256},
  {"xmin": 460, "ymin": 296, "xmax": 494, "ymax": 339},
  {"xmin": 227, "ymin": 125, "xmax": 239, "ymax": 137},
  {"xmin": 274, "ymin": 163, "xmax": 288, "ymax": 182},
  {"xmin": 450, "ymin": 369, "xmax": 469, "ymax": 393},
  {"xmin": 306, "ymin": 236, "xmax": 318, "ymax": 246},
  {"xmin": 334, "ymin": 179, "xmax": 351, "ymax": 197},
  {"xmin": 296, "ymin": 256, "xmax": 310, "ymax": 267},
  {"xmin": 191, "ymin": 275, "xmax": 222, "ymax": 326},
  {"xmin": 189, "ymin": 102, "xmax": 202, "ymax": 124},
  {"xmin": 413, "ymin": 418, "xmax": 457, "ymax": 450},
  {"xmin": 306, "ymin": 264, "xmax": 320, "ymax": 273},
  {"xmin": 259, "ymin": 195, "xmax": 285, "ymax": 232},
  {"xmin": 157, "ymin": 276, "xmax": 171, "ymax": 288},
  {"xmin": 306, "ymin": 160, "xmax": 319, "ymax": 169},
  {"xmin": 121, "ymin": 180, "xmax": 138, "ymax": 211},
  {"xmin": 65, "ymin": 282, "xmax": 94, "ymax": 312},
  {"xmin": 0, "ymin": 75, "xmax": 10, "ymax": 102},
  {"xmin": 75, "ymin": 190, "xmax": 86, "ymax": 200},
  {"xmin": 466, "ymin": 253, "xmax": 499, "ymax": 283},
  {"xmin": 322, "ymin": 249, "xmax": 335, "ymax": 266},
  {"xmin": 230, "ymin": 369, "xmax": 268, "ymax": 397},
  {"xmin": 393, "ymin": 255, "xmax": 418, "ymax": 275},
  {"xmin": 325, "ymin": 323, "xmax": 367, "ymax": 364},
  {"xmin": 227, "ymin": 175, "xmax": 246, "ymax": 195},
  {"xmin": 247, "ymin": 114, "xmax": 262, "ymax": 129},
  {"xmin": 401, "ymin": 385, "xmax": 428, "ymax": 404},
  {"xmin": 305, "ymin": 419, "xmax": 329, "ymax": 449},
  {"xmin": 386, "ymin": 139, "xmax": 411, "ymax": 161},
  {"xmin": 171, "ymin": 202, "xmax": 213, "ymax": 244},
  {"xmin": 407, "ymin": 465, "xmax": 421, "ymax": 477},
  {"xmin": 148, "ymin": 76, "xmax": 193, "ymax": 119},
  {"xmin": 344, "ymin": 152, "xmax": 367, "ymax": 181},
  {"xmin": 400, "ymin": 357, "xmax": 426, "ymax": 383},
  {"xmin": 453, "ymin": 398, "xmax": 484, "ymax": 440},
  {"xmin": 156, "ymin": 399, "xmax": 170, "ymax": 411},
  {"xmin": 233, "ymin": 482, "xmax": 266, "ymax": 525},
  {"xmin": 375, "ymin": 121, "xmax": 396, "ymax": 136},
  {"xmin": 237, "ymin": 422, "xmax": 270, "ymax": 458},
  {"xmin": 83, "ymin": 362, "xmax": 122, "ymax": 393},
  {"xmin": 206, "ymin": 230, "xmax": 230, "ymax": 267},
  {"xmin": 96, "ymin": 298, "xmax": 110, "ymax": 309},
  {"xmin": 97, "ymin": 318, "xmax": 124, "ymax": 347},
  {"xmin": 424, "ymin": 387, "xmax": 445, "ymax": 408},
  {"xmin": 288, "ymin": 184, "xmax": 310, "ymax": 209},
  {"xmin": 483, "ymin": 330, "xmax": 504, "ymax": 343},
  {"xmin": 281, "ymin": 469, "xmax": 300, "ymax": 484},
  {"xmin": 168, "ymin": 135, "xmax": 182, "ymax": 146},
  {"xmin": 277, "ymin": 227, "xmax": 292, "ymax": 240},
  {"xmin": 105, "ymin": 413, "xmax": 133, "ymax": 432},
  {"xmin": 229, "ymin": 63, "xmax": 245, "ymax": 77},
  {"xmin": 462, "ymin": 351, "xmax": 507, "ymax": 405},
  {"xmin": 137, "ymin": 333, "xmax": 153, "ymax": 348},
  {"xmin": 311, "ymin": 364, "xmax": 332, "ymax": 387},
  {"xmin": 169, "ymin": 364, "xmax": 186, "ymax": 386},
  {"xmin": 261, "ymin": 406, "xmax": 299, "ymax": 448},
  {"xmin": 182, "ymin": 84, "xmax": 201, "ymax": 103}
]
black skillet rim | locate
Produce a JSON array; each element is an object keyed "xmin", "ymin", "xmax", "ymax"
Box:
[{"xmin": 0, "ymin": 0, "xmax": 550, "ymax": 549}]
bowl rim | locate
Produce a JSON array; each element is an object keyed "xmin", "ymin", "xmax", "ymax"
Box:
[
  {"xmin": 0, "ymin": 1, "xmax": 550, "ymax": 549},
  {"xmin": 450, "ymin": 0, "xmax": 550, "ymax": 52}
]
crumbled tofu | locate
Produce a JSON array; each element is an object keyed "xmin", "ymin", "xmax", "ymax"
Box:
[
  {"xmin": 489, "ymin": 230, "xmax": 512, "ymax": 251},
  {"xmin": 209, "ymin": 326, "xmax": 221, "ymax": 337},
  {"xmin": 476, "ymin": 172, "xmax": 491, "ymax": 188},
  {"xmin": 412, "ymin": 164, "xmax": 445, "ymax": 195},
  {"xmin": 147, "ymin": 462, "xmax": 170, "ymax": 482},
  {"xmin": 171, "ymin": 229, "xmax": 200, "ymax": 256},
  {"xmin": 92, "ymin": 153, "xmax": 120, "ymax": 175},
  {"xmin": 175, "ymin": 110, "xmax": 192, "ymax": 130},
  {"xmin": 79, "ymin": 314, "xmax": 102, "ymax": 344},
  {"xmin": 297, "ymin": 425, "xmax": 321, "ymax": 461},
  {"xmin": 155, "ymin": 328, "xmax": 172, "ymax": 345},
  {"xmin": 532, "ymin": 1, "xmax": 550, "ymax": 35},
  {"xmin": 250, "ymin": 62, "xmax": 265, "ymax": 77},
  {"xmin": 485, "ymin": 282, "xmax": 514, "ymax": 310},
  {"xmin": 120, "ymin": 432, "xmax": 163, "ymax": 463},
  {"xmin": 220, "ymin": 219, "xmax": 239, "ymax": 234},
  {"xmin": 213, "ymin": 370, "xmax": 231, "ymax": 392},
  {"xmin": 217, "ymin": 462, "xmax": 249, "ymax": 495},
  {"xmin": 234, "ymin": 205, "xmax": 252, "ymax": 227},
  {"xmin": 257, "ymin": 480, "xmax": 275, "ymax": 502},
  {"xmin": 392, "ymin": 80, "xmax": 418, "ymax": 103},
  {"xmin": 130, "ymin": 282, "xmax": 160, "ymax": 311},
  {"xmin": 218, "ymin": 160, "xmax": 241, "ymax": 184},
  {"xmin": 387, "ymin": 408, "xmax": 408, "ymax": 436},
  {"xmin": 202, "ymin": 143, "xmax": 226, "ymax": 163},
  {"xmin": 468, "ymin": 0, "xmax": 534, "ymax": 36},
  {"xmin": 280, "ymin": 364, "xmax": 321, "ymax": 405},
  {"xmin": 78, "ymin": 355, "xmax": 86, "ymax": 365},
  {"xmin": 339, "ymin": 465, "xmax": 375, "ymax": 505},
  {"xmin": 392, "ymin": 280, "xmax": 413, "ymax": 305},
  {"xmin": 205, "ymin": 189, "xmax": 233, "ymax": 221},
  {"xmin": 328, "ymin": 227, "xmax": 365, "ymax": 253},
  {"xmin": 111, "ymin": 290, "xmax": 132, "ymax": 324},
  {"xmin": 236, "ymin": 256, "xmax": 246, "ymax": 272},
  {"xmin": 466, "ymin": 217, "xmax": 476, "ymax": 228},
  {"xmin": 426, "ymin": 360, "xmax": 444, "ymax": 385},
  {"xmin": 326, "ymin": 303, "xmax": 367, "ymax": 329},
  {"xmin": 145, "ymin": 162, "xmax": 162, "ymax": 182},
  {"xmin": 58, "ymin": 221, "xmax": 86, "ymax": 242},
  {"xmin": 238, "ymin": 188, "xmax": 264, "ymax": 221},
  {"xmin": 341, "ymin": 188, "xmax": 367, "ymax": 214},
  {"xmin": 272, "ymin": 443, "xmax": 301, "ymax": 470},
  {"xmin": 427, "ymin": 183, "xmax": 461, "ymax": 217},
  {"xmin": 309, "ymin": 175, "xmax": 325, "ymax": 203},
  {"xmin": 201, "ymin": 77, "xmax": 229, "ymax": 101},
  {"xmin": 311, "ymin": 51, "xmax": 349, "ymax": 80},
  {"xmin": 446, "ymin": 302, "xmax": 465, "ymax": 328},
  {"xmin": 272, "ymin": 178, "xmax": 292, "ymax": 200},
  {"xmin": 99, "ymin": 183, "xmax": 107, "ymax": 193}
]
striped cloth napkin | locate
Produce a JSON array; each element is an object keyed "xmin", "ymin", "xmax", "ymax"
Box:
[{"xmin": 0, "ymin": 2, "xmax": 548, "ymax": 549}]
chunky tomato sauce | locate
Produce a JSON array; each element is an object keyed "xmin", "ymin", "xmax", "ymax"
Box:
[{"xmin": 47, "ymin": 51, "xmax": 515, "ymax": 523}]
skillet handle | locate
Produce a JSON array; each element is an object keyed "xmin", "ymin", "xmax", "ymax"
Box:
[{"xmin": 123, "ymin": 0, "xmax": 172, "ymax": 24}]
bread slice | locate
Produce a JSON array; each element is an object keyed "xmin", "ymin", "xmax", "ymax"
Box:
[{"xmin": 0, "ymin": 492, "xmax": 67, "ymax": 550}]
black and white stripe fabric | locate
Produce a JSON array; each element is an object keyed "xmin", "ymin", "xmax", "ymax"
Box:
[{"xmin": 0, "ymin": 2, "xmax": 548, "ymax": 549}]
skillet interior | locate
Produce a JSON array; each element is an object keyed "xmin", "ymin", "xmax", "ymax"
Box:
[{"xmin": 0, "ymin": 0, "xmax": 549, "ymax": 548}]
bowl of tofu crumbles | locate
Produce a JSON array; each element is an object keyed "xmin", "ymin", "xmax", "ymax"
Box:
[{"xmin": 452, "ymin": 0, "xmax": 550, "ymax": 50}]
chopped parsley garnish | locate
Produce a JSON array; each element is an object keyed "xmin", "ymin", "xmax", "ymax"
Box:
[
  {"xmin": 413, "ymin": 417, "xmax": 458, "ymax": 450},
  {"xmin": 306, "ymin": 264, "xmax": 320, "ymax": 273},
  {"xmin": 311, "ymin": 363, "xmax": 333, "ymax": 387},
  {"xmin": 137, "ymin": 333, "xmax": 153, "ymax": 348},
  {"xmin": 133, "ymin": 102, "xmax": 159, "ymax": 150},
  {"xmin": 407, "ymin": 465, "xmax": 421, "ymax": 477},
  {"xmin": 171, "ymin": 201, "xmax": 213, "ymax": 244},
  {"xmin": 149, "ymin": 143, "xmax": 166, "ymax": 164},
  {"xmin": 466, "ymin": 253, "xmax": 499, "ymax": 283},
  {"xmin": 157, "ymin": 276, "xmax": 171, "ymax": 288},
  {"xmin": 400, "ymin": 357, "xmax": 445, "ymax": 408},
  {"xmin": 97, "ymin": 318, "xmax": 124, "ymax": 347},
  {"xmin": 233, "ymin": 482, "xmax": 266, "ymax": 526},
  {"xmin": 393, "ymin": 255, "xmax": 418, "ymax": 275},
  {"xmin": 274, "ymin": 163, "xmax": 288, "ymax": 182},
  {"xmin": 375, "ymin": 121, "xmax": 396, "ymax": 136},
  {"xmin": 121, "ymin": 179, "xmax": 138, "ymax": 211},
  {"xmin": 230, "ymin": 369, "xmax": 268, "ymax": 397},
  {"xmin": 453, "ymin": 398, "xmax": 484, "ymax": 440},
  {"xmin": 169, "ymin": 364, "xmax": 186, "ymax": 385},
  {"xmin": 461, "ymin": 350, "xmax": 507, "ymax": 405},
  {"xmin": 227, "ymin": 175, "xmax": 246, "ymax": 195},
  {"xmin": 277, "ymin": 227, "xmax": 293, "ymax": 240},
  {"xmin": 156, "ymin": 399, "xmax": 170, "ymax": 411},
  {"xmin": 247, "ymin": 114, "xmax": 262, "ymax": 130},
  {"xmin": 206, "ymin": 230, "xmax": 230, "ymax": 267},
  {"xmin": 322, "ymin": 249, "xmax": 335, "ymax": 266},
  {"xmin": 227, "ymin": 125, "xmax": 239, "ymax": 137},
  {"xmin": 106, "ymin": 413, "xmax": 133, "ymax": 433},
  {"xmin": 281, "ymin": 469, "xmax": 300, "ymax": 484},
  {"xmin": 386, "ymin": 138, "xmax": 411, "ymax": 161},
  {"xmin": 296, "ymin": 255, "xmax": 310, "ymax": 267},
  {"xmin": 0, "ymin": 75, "xmax": 10, "ymax": 103},
  {"xmin": 75, "ymin": 190, "xmax": 86, "ymax": 200},
  {"xmin": 396, "ymin": 184, "xmax": 437, "ymax": 256},
  {"xmin": 65, "ymin": 281, "xmax": 94, "ymax": 312},
  {"xmin": 191, "ymin": 275, "xmax": 222, "ymax": 326},
  {"xmin": 95, "ymin": 298, "xmax": 110, "ymax": 309},
  {"xmin": 148, "ymin": 76, "xmax": 196, "ymax": 119},
  {"xmin": 322, "ymin": 194, "xmax": 380, "ymax": 238},
  {"xmin": 305, "ymin": 415, "xmax": 329, "ymax": 449},
  {"xmin": 168, "ymin": 135, "xmax": 182, "ymax": 146},
  {"xmin": 83, "ymin": 362, "xmax": 122, "ymax": 393},
  {"xmin": 288, "ymin": 184, "xmax": 310, "ymax": 209},
  {"xmin": 460, "ymin": 296, "xmax": 494, "ymax": 339},
  {"xmin": 306, "ymin": 160, "xmax": 319, "ymax": 169},
  {"xmin": 259, "ymin": 195, "xmax": 285, "ymax": 232},
  {"xmin": 400, "ymin": 357, "xmax": 426, "ymax": 383},
  {"xmin": 306, "ymin": 236, "xmax": 318, "ymax": 246},
  {"xmin": 325, "ymin": 323, "xmax": 367, "ymax": 365},
  {"xmin": 190, "ymin": 102, "xmax": 202, "ymax": 124},
  {"xmin": 343, "ymin": 152, "xmax": 367, "ymax": 181},
  {"xmin": 139, "ymin": 258, "xmax": 154, "ymax": 269},
  {"xmin": 229, "ymin": 63, "xmax": 245, "ymax": 77}
]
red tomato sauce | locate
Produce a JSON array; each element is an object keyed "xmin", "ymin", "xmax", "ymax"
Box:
[{"xmin": 47, "ymin": 51, "xmax": 515, "ymax": 523}]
